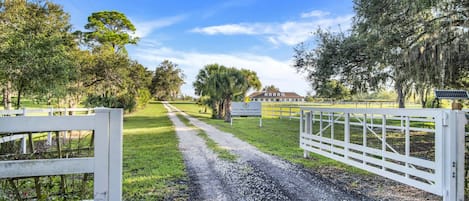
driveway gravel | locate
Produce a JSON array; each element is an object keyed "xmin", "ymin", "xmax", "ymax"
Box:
[{"xmin": 163, "ymin": 102, "xmax": 368, "ymax": 201}]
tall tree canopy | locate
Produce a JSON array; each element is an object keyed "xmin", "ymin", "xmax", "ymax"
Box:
[
  {"xmin": 0, "ymin": 0, "xmax": 74, "ymax": 109},
  {"xmin": 80, "ymin": 10, "xmax": 151, "ymax": 112},
  {"xmin": 84, "ymin": 11, "xmax": 138, "ymax": 53},
  {"xmin": 193, "ymin": 64, "xmax": 261, "ymax": 120},
  {"xmin": 150, "ymin": 60, "xmax": 185, "ymax": 100},
  {"xmin": 293, "ymin": 0, "xmax": 469, "ymax": 108},
  {"xmin": 262, "ymin": 85, "xmax": 280, "ymax": 92}
]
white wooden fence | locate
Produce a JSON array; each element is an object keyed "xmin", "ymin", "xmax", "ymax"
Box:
[
  {"xmin": 0, "ymin": 108, "xmax": 93, "ymax": 153},
  {"xmin": 300, "ymin": 108, "xmax": 466, "ymax": 201},
  {"xmin": 0, "ymin": 108, "xmax": 122, "ymax": 201}
]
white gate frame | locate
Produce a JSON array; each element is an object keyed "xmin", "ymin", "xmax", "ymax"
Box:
[
  {"xmin": 0, "ymin": 108, "xmax": 123, "ymax": 201},
  {"xmin": 299, "ymin": 108, "xmax": 466, "ymax": 201}
]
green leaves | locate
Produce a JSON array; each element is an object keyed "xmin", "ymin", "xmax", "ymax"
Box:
[
  {"xmin": 193, "ymin": 64, "xmax": 262, "ymax": 119},
  {"xmin": 0, "ymin": 0, "xmax": 74, "ymax": 108},
  {"xmin": 150, "ymin": 60, "xmax": 185, "ymax": 100},
  {"xmin": 294, "ymin": 0, "xmax": 469, "ymax": 107},
  {"xmin": 84, "ymin": 11, "xmax": 138, "ymax": 53}
]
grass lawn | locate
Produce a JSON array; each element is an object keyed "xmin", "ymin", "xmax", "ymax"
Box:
[{"xmin": 123, "ymin": 102, "xmax": 188, "ymax": 200}]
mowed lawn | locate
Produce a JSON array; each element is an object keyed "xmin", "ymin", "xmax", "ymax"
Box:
[{"xmin": 123, "ymin": 102, "xmax": 188, "ymax": 200}]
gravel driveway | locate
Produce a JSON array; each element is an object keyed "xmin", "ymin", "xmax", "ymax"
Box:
[{"xmin": 163, "ymin": 102, "xmax": 368, "ymax": 201}]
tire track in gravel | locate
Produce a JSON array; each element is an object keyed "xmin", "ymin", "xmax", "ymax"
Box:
[
  {"xmin": 164, "ymin": 102, "xmax": 368, "ymax": 201},
  {"xmin": 163, "ymin": 102, "xmax": 291, "ymax": 201}
]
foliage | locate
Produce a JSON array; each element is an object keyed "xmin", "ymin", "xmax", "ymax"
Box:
[
  {"xmin": 150, "ymin": 60, "xmax": 185, "ymax": 100},
  {"xmin": 136, "ymin": 88, "xmax": 151, "ymax": 109},
  {"xmin": 78, "ymin": 11, "xmax": 152, "ymax": 112},
  {"xmin": 293, "ymin": 0, "xmax": 469, "ymax": 108},
  {"xmin": 315, "ymin": 80, "xmax": 351, "ymax": 100},
  {"xmin": 84, "ymin": 11, "xmax": 138, "ymax": 54},
  {"xmin": 262, "ymin": 84, "xmax": 279, "ymax": 92},
  {"xmin": 0, "ymin": 0, "xmax": 75, "ymax": 109},
  {"xmin": 193, "ymin": 64, "xmax": 261, "ymax": 120}
]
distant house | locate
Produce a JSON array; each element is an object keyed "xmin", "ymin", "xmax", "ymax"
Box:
[{"xmin": 248, "ymin": 90, "xmax": 304, "ymax": 102}]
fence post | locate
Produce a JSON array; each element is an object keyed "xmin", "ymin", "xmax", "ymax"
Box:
[
  {"xmin": 108, "ymin": 109, "xmax": 123, "ymax": 201},
  {"xmin": 456, "ymin": 111, "xmax": 466, "ymax": 201},
  {"xmin": 21, "ymin": 108, "xmax": 27, "ymax": 154},
  {"xmin": 47, "ymin": 108, "xmax": 53, "ymax": 145},
  {"xmin": 443, "ymin": 110, "xmax": 466, "ymax": 201},
  {"xmin": 280, "ymin": 106, "xmax": 283, "ymax": 119},
  {"xmin": 344, "ymin": 113, "xmax": 350, "ymax": 159},
  {"xmin": 94, "ymin": 109, "xmax": 110, "ymax": 201}
]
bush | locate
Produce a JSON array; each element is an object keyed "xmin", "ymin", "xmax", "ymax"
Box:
[
  {"xmin": 137, "ymin": 89, "xmax": 151, "ymax": 109},
  {"xmin": 84, "ymin": 94, "xmax": 137, "ymax": 113}
]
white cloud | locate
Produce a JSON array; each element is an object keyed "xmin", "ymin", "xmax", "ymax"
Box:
[
  {"xmin": 301, "ymin": 10, "xmax": 330, "ymax": 18},
  {"xmin": 132, "ymin": 15, "xmax": 185, "ymax": 38},
  {"xmin": 191, "ymin": 24, "xmax": 258, "ymax": 35},
  {"xmin": 190, "ymin": 14, "xmax": 353, "ymax": 46},
  {"xmin": 132, "ymin": 46, "xmax": 311, "ymax": 96}
]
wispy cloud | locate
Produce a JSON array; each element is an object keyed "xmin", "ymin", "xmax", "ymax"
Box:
[
  {"xmin": 133, "ymin": 46, "xmax": 310, "ymax": 96},
  {"xmin": 191, "ymin": 24, "xmax": 259, "ymax": 35},
  {"xmin": 301, "ymin": 10, "xmax": 330, "ymax": 18},
  {"xmin": 132, "ymin": 15, "xmax": 185, "ymax": 38},
  {"xmin": 191, "ymin": 13, "xmax": 353, "ymax": 46}
]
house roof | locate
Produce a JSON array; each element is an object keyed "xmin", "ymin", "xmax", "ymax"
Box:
[{"xmin": 248, "ymin": 91, "xmax": 303, "ymax": 99}]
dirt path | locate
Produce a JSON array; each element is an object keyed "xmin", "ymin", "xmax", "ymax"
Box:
[{"xmin": 163, "ymin": 102, "xmax": 368, "ymax": 201}]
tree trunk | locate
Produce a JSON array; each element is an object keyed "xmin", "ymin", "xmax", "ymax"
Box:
[
  {"xmin": 224, "ymin": 97, "xmax": 231, "ymax": 122},
  {"xmin": 3, "ymin": 81, "xmax": 12, "ymax": 110},
  {"xmin": 218, "ymin": 100, "xmax": 224, "ymax": 119},
  {"xmin": 211, "ymin": 101, "xmax": 218, "ymax": 119},
  {"xmin": 420, "ymin": 88, "xmax": 429, "ymax": 108},
  {"xmin": 396, "ymin": 82, "xmax": 405, "ymax": 108},
  {"xmin": 16, "ymin": 86, "xmax": 22, "ymax": 109}
]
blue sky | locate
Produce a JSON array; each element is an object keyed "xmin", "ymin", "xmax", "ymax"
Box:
[{"xmin": 54, "ymin": 0, "xmax": 354, "ymax": 96}]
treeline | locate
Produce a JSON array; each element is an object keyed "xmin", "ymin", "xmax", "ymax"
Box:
[
  {"xmin": 0, "ymin": 1, "xmax": 185, "ymax": 112},
  {"xmin": 294, "ymin": 0, "xmax": 469, "ymax": 108}
]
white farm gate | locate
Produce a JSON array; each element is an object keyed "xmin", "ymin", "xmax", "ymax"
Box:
[
  {"xmin": 0, "ymin": 108, "xmax": 123, "ymax": 201},
  {"xmin": 299, "ymin": 108, "xmax": 466, "ymax": 201}
]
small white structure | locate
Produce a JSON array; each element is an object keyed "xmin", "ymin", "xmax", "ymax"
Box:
[{"xmin": 231, "ymin": 102, "xmax": 262, "ymax": 127}]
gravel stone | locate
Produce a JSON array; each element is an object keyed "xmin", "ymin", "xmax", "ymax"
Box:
[{"xmin": 163, "ymin": 102, "xmax": 368, "ymax": 201}]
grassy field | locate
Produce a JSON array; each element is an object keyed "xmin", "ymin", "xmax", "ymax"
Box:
[{"xmin": 122, "ymin": 102, "xmax": 188, "ymax": 200}]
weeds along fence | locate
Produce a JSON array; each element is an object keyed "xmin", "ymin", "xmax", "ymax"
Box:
[{"xmin": 0, "ymin": 108, "xmax": 122, "ymax": 201}]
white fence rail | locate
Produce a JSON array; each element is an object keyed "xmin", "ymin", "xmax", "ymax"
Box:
[
  {"xmin": 0, "ymin": 108, "xmax": 94, "ymax": 153},
  {"xmin": 300, "ymin": 108, "xmax": 466, "ymax": 201},
  {"xmin": 0, "ymin": 108, "xmax": 122, "ymax": 201}
]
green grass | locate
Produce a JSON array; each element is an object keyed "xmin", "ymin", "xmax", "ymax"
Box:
[
  {"xmin": 123, "ymin": 102, "xmax": 188, "ymax": 200},
  {"xmin": 169, "ymin": 101, "xmax": 212, "ymax": 119},
  {"xmin": 175, "ymin": 113, "xmax": 237, "ymax": 161}
]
